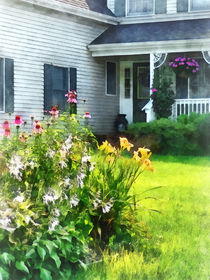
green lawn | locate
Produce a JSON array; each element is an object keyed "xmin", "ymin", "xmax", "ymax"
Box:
[{"xmin": 74, "ymin": 155, "xmax": 210, "ymax": 280}]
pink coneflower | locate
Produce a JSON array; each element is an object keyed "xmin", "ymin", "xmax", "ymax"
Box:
[
  {"xmin": 49, "ymin": 106, "xmax": 59, "ymax": 118},
  {"xmin": 3, "ymin": 120, "xmax": 9, "ymax": 129},
  {"xmin": 14, "ymin": 115, "xmax": 24, "ymax": 125},
  {"xmin": 33, "ymin": 122, "xmax": 43, "ymax": 134},
  {"xmin": 83, "ymin": 112, "xmax": 91, "ymax": 119},
  {"xmin": 4, "ymin": 127, "xmax": 11, "ymax": 137},
  {"xmin": 152, "ymin": 88, "xmax": 157, "ymax": 93},
  {"xmin": 65, "ymin": 90, "xmax": 77, "ymax": 104}
]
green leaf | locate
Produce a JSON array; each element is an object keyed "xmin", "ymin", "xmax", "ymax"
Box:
[
  {"xmin": 50, "ymin": 252, "xmax": 61, "ymax": 269},
  {"xmin": 0, "ymin": 252, "xmax": 15, "ymax": 265},
  {"xmin": 0, "ymin": 267, "xmax": 9, "ymax": 280},
  {"xmin": 15, "ymin": 261, "xmax": 29, "ymax": 274},
  {"xmin": 40, "ymin": 268, "xmax": 52, "ymax": 280},
  {"xmin": 44, "ymin": 240, "xmax": 58, "ymax": 255},
  {"xmin": 25, "ymin": 248, "xmax": 35, "ymax": 259},
  {"xmin": 37, "ymin": 246, "xmax": 46, "ymax": 261}
]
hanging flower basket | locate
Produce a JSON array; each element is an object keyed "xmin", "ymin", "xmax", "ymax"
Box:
[{"xmin": 168, "ymin": 56, "xmax": 200, "ymax": 77}]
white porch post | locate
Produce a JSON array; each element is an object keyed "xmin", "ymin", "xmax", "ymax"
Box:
[{"xmin": 143, "ymin": 53, "xmax": 156, "ymax": 122}]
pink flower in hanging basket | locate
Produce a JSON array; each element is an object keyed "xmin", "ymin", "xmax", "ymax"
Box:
[
  {"xmin": 169, "ymin": 56, "xmax": 199, "ymax": 76},
  {"xmin": 152, "ymin": 88, "xmax": 158, "ymax": 93}
]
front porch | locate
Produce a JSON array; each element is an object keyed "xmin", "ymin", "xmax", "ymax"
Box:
[
  {"xmin": 119, "ymin": 51, "xmax": 210, "ymax": 123},
  {"xmin": 88, "ymin": 18, "xmax": 210, "ymax": 124}
]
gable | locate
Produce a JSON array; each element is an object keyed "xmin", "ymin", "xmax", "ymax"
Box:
[{"xmin": 55, "ymin": 0, "xmax": 115, "ymax": 16}]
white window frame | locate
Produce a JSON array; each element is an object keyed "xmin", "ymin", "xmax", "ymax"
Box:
[
  {"xmin": 126, "ymin": 0, "xmax": 155, "ymax": 17},
  {"xmin": 105, "ymin": 61, "xmax": 117, "ymax": 96},
  {"xmin": 0, "ymin": 58, "xmax": 5, "ymax": 113},
  {"xmin": 189, "ymin": 0, "xmax": 210, "ymax": 12}
]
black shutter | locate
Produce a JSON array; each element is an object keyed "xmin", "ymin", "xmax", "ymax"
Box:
[
  {"xmin": 0, "ymin": 58, "xmax": 3, "ymax": 111},
  {"xmin": 155, "ymin": 0, "xmax": 167, "ymax": 14},
  {"xmin": 70, "ymin": 68, "xmax": 77, "ymax": 91},
  {"xmin": 115, "ymin": 0, "xmax": 125, "ymax": 16},
  {"xmin": 107, "ymin": 62, "xmax": 116, "ymax": 95},
  {"xmin": 44, "ymin": 64, "xmax": 53, "ymax": 111},
  {"xmin": 5, "ymin": 58, "xmax": 14, "ymax": 113},
  {"xmin": 177, "ymin": 0, "xmax": 188, "ymax": 12}
]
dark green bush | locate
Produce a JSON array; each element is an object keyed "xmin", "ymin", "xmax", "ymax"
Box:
[
  {"xmin": 152, "ymin": 66, "xmax": 175, "ymax": 119},
  {"xmin": 127, "ymin": 113, "xmax": 210, "ymax": 155}
]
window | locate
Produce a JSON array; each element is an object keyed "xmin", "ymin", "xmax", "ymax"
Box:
[
  {"xmin": 106, "ymin": 62, "xmax": 117, "ymax": 95},
  {"xmin": 124, "ymin": 68, "xmax": 131, "ymax": 98},
  {"xmin": 128, "ymin": 0, "xmax": 154, "ymax": 15},
  {"xmin": 44, "ymin": 64, "xmax": 77, "ymax": 111},
  {"xmin": 190, "ymin": 0, "xmax": 210, "ymax": 11},
  {"xmin": 176, "ymin": 58, "xmax": 210, "ymax": 99},
  {"xmin": 0, "ymin": 57, "xmax": 14, "ymax": 113}
]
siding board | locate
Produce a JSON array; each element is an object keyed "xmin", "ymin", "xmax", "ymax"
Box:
[
  {"xmin": 0, "ymin": 1, "xmax": 119, "ymax": 134},
  {"xmin": 167, "ymin": 0, "xmax": 177, "ymax": 13}
]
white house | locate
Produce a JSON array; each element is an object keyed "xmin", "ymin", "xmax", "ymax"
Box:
[{"xmin": 0, "ymin": 0, "xmax": 210, "ymax": 134}]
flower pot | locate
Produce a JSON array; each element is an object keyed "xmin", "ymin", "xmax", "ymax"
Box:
[{"xmin": 115, "ymin": 114, "xmax": 128, "ymax": 133}]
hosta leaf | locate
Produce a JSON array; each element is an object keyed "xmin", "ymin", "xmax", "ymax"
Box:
[
  {"xmin": 0, "ymin": 267, "xmax": 9, "ymax": 280},
  {"xmin": 0, "ymin": 252, "xmax": 15, "ymax": 265},
  {"xmin": 37, "ymin": 246, "xmax": 46, "ymax": 261},
  {"xmin": 15, "ymin": 261, "xmax": 29, "ymax": 274},
  {"xmin": 50, "ymin": 252, "xmax": 61, "ymax": 269},
  {"xmin": 40, "ymin": 268, "xmax": 52, "ymax": 280}
]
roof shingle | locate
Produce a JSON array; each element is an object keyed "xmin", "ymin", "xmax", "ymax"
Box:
[{"xmin": 90, "ymin": 18, "xmax": 210, "ymax": 45}]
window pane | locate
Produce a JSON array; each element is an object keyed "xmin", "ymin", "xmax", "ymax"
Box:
[
  {"xmin": 53, "ymin": 66, "xmax": 68, "ymax": 91},
  {"xmin": 0, "ymin": 58, "xmax": 4, "ymax": 111},
  {"xmin": 190, "ymin": 59, "xmax": 210, "ymax": 98},
  {"xmin": 125, "ymin": 68, "xmax": 131, "ymax": 98},
  {"xmin": 128, "ymin": 0, "xmax": 153, "ymax": 14},
  {"xmin": 107, "ymin": 62, "xmax": 116, "ymax": 95},
  {"xmin": 191, "ymin": 0, "xmax": 210, "ymax": 10}
]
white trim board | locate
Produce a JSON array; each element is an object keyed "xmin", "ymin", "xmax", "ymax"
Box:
[
  {"xmin": 89, "ymin": 39, "xmax": 210, "ymax": 57},
  {"xmin": 119, "ymin": 11, "xmax": 210, "ymax": 25}
]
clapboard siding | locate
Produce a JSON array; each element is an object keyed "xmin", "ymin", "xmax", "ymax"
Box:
[
  {"xmin": 167, "ymin": 0, "xmax": 177, "ymax": 13},
  {"xmin": 0, "ymin": 1, "xmax": 119, "ymax": 134},
  {"xmin": 107, "ymin": 0, "xmax": 115, "ymax": 13}
]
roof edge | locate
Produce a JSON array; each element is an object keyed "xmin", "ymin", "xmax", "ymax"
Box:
[
  {"xmin": 88, "ymin": 39, "xmax": 210, "ymax": 57},
  {"xmin": 19, "ymin": 0, "xmax": 119, "ymax": 25}
]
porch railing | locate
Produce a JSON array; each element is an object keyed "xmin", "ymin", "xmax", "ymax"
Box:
[{"xmin": 172, "ymin": 98, "xmax": 210, "ymax": 119}]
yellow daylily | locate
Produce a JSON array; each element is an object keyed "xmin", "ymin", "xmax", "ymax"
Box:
[
  {"xmin": 143, "ymin": 158, "xmax": 154, "ymax": 172},
  {"xmin": 133, "ymin": 151, "xmax": 141, "ymax": 162},
  {"xmin": 106, "ymin": 144, "xmax": 117, "ymax": 154},
  {"xmin": 99, "ymin": 140, "xmax": 109, "ymax": 151},
  {"xmin": 99, "ymin": 140, "xmax": 116, "ymax": 155},
  {"xmin": 120, "ymin": 137, "xmax": 134, "ymax": 151},
  {"xmin": 138, "ymin": 147, "xmax": 152, "ymax": 159}
]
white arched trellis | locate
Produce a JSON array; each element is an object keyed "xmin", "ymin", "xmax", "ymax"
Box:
[
  {"xmin": 154, "ymin": 53, "xmax": 168, "ymax": 68},
  {"xmin": 202, "ymin": 51, "xmax": 210, "ymax": 65}
]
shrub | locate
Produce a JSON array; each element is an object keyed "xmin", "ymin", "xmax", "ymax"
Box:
[{"xmin": 127, "ymin": 113, "xmax": 210, "ymax": 155}]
